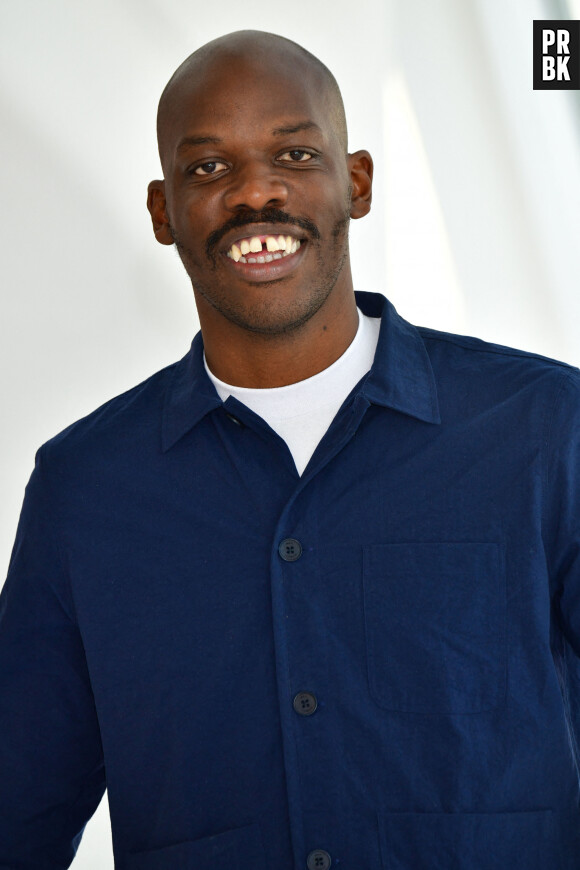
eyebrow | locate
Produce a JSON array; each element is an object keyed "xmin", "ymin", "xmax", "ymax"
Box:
[
  {"xmin": 271, "ymin": 121, "xmax": 322, "ymax": 136},
  {"xmin": 176, "ymin": 135, "xmax": 222, "ymax": 152},
  {"xmin": 175, "ymin": 121, "xmax": 322, "ymax": 153}
]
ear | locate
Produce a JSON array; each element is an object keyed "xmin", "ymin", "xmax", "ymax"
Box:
[
  {"xmin": 347, "ymin": 150, "xmax": 373, "ymax": 219},
  {"xmin": 146, "ymin": 180, "xmax": 174, "ymax": 246}
]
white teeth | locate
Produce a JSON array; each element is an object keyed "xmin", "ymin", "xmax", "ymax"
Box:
[{"xmin": 228, "ymin": 234, "xmax": 303, "ymax": 262}]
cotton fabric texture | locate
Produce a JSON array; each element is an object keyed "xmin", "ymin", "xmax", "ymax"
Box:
[{"xmin": 1, "ymin": 291, "xmax": 580, "ymax": 869}]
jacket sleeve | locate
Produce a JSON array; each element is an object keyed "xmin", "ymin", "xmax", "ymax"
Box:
[
  {"xmin": 0, "ymin": 446, "xmax": 105, "ymax": 869},
  {"xmin": 545, "ymin": 369, "xmax": 580, "ymax": 766}
]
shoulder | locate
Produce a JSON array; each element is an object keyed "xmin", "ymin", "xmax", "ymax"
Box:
[
  {"xmin": 418, "ymin": 324, "xmax": 580, "ymax": 397},
  {"xmin": 419, "ymin": 324, "xmax": 576, "ymax": 371},
  {"xmin": 39, "ymin": 359, "xmax": 180, "ymax": 473}
]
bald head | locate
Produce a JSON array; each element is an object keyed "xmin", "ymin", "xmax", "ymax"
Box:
[{"xmin": 156, "ymin": 31, "xmax": 348, "ymax": 173}]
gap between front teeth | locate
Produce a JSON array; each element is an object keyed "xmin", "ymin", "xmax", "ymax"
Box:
[{"xmin": 227, "ymin": 235, "xmax": 301, "ymax": 263}]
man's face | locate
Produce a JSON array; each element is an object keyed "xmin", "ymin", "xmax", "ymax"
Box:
[{"xmin": 151, "ymin": 54, "xmax": 365, "ymax": 336}]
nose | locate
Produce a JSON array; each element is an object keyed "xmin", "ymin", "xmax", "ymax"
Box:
[{"xmin": 223, "ymin": 161, "xmax": 288, "ymax": 212}]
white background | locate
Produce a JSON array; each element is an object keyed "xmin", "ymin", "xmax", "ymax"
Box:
[{"xmin": 1, "ymin": 1, "xmax": 580, "ymax": 866}]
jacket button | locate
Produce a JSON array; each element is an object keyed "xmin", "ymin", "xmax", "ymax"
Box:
[
  {"xmin": 278, "ymin": 538, "xmax": 302, "ymax": 561},
  {"xmin": 307, "ymin": 849, "xmax": 332, "ymax": 869},
  {"xmin": 293, "ymin": 692, "xmax": 318, "ymax": 716}
]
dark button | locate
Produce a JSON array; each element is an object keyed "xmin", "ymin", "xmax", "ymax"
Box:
[
  {"xmin": 225, "ymin": 412, "xmax": 242, "ymax": 426},
  {"xmin": 293, "ymin": 691, "xmax": 318, "ymax": 716},
  {"xmin": 278, "ymin": 538, "xmax": 302, "ymax": 561},
  {"xmin": 307, "ymin": 850, "xmax": 332, "ymax": 870}
]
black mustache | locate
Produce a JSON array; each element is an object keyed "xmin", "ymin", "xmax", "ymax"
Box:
[{"xmin": 205, "ymin": 209, "xmax": 320, "ymax": 257}]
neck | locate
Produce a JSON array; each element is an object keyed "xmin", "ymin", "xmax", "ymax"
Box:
[{"xmin": 198, "ymin": 284, "xmax": 359, "ymax": 389}]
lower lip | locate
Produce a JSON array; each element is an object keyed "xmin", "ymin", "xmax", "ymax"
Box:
[{"xmin": 222, "ymin": 243, "xmax": 307, "ymax": 283}]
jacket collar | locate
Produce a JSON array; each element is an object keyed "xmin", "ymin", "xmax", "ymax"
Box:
[
  {"xmin": 355, "ymin": 291, "xmax": 440, "ymax": 425},
  {"xmin": 162, "ymin": 291, "xmax": 440, "ymax": 452}
]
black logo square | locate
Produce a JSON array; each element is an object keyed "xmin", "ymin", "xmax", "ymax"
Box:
[{"xmin": 533, "ymin": 20, "xmax": 580, "ymax": 89}]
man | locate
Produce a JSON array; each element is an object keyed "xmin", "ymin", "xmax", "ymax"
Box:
[{"xmin": 1, "ymin": 29, "xmax": 580, "ymax": 870}]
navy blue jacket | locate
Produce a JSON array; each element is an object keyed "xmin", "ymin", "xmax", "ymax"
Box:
[{"xmin": 2, "ymin": 292, "xmax": 580, "ymax": 869}]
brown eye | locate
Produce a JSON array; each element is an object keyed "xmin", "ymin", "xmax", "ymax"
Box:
[
  {"xmin": 194, "ymin": 161, "xmax": 227, "ymax": 175},
  {"xmin": 279, "ymin": 150, "xmax": 313, "ymax": 163}
]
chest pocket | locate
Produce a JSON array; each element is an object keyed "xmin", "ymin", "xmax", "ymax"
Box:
[
  {"xmin": 378, "ymin": 810, "xmax": 559, "ymax": 869},
  {"xmin": 363, "ymin": 542, "xmax": 505, "ymax": 715}
]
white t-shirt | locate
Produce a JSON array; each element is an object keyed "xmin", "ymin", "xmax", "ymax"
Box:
[{"xmin": 205, "ymin": 308, "xmax": 381, "ymax": 475}]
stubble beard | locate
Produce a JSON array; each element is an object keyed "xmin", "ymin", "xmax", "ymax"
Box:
[{"xmin": 169, "ymin": 212, "xmax": 351, "ymax": 338}]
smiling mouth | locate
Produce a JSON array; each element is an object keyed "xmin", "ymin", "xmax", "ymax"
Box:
[{"xmin": 226, "ymin": 233, "xmax": 302, "ymax": 264}]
